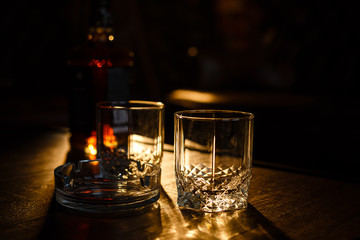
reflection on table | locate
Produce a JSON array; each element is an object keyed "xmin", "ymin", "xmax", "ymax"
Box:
[{"xmin": 0, "ymin": 126, "xmax": 359, "ymax": 240}]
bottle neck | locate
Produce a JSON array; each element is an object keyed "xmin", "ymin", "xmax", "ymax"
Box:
[{"xmin": 88, "ymin": 0, "xmax": 114, "ymax": 43}]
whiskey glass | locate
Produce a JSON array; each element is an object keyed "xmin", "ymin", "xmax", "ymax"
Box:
[{"xmin": 175, "ymin": 110, "xmax": 254, "ymax": 212}]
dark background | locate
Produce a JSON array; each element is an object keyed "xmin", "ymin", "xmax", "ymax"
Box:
[{"xmin": 1, "ymin": 0, "xmax": 359, "ymax": 181}]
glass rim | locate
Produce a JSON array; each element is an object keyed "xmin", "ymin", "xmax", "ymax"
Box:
[
  {"xmin": 175, "ymin": 109, "xmax": 254, "ymax": 120},
  {"xmin": 97, "ymin": 100, "xmax": 164, "ymax": 110}
]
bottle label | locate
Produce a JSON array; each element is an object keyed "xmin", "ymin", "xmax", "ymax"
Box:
[{"xmin": 68, "ymin": 66, "xmax": 131, "ymax": 134}]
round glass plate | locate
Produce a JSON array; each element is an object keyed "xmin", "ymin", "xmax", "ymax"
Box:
[{"xmin": 54, "ymin": 159, "xmax": 161, "ymax": 213}]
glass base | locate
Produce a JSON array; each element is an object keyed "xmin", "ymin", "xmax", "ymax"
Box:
[
  {"xmin": 54, "ymin": 159, "xmax": 161, "ymax": 213},
  {"xmin": 56, "ymin": 188, "xmax": 160, "ymax": 213},
  {"xmin": 177, "ymin": 192, "xmax": 248, "ymax": 212},
  {"xmin": 176, "ymin": 171, "xmax": 251, "ymax": 212}
]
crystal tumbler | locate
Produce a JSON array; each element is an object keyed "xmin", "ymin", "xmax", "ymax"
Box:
[
  {"xmin": 97, "ymin": 101, "xmax": 164, "ymax": 178},
  {"xmin": 175, "ymin": 110, "xmax": 254, "ymax": 212}
]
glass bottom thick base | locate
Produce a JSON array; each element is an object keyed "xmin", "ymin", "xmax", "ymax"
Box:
[
  {"xmin": 177, "ymin": 192, "xmax": 248, "ymax": 213},
  {"xmin": 56, "ymin": 187, "xmax": 160, "ymax": 213}
]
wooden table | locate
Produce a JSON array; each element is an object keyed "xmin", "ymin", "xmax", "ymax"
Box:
[{"xmin": 0, "ymin": 125, "xmax": 359, "ymax": 240}]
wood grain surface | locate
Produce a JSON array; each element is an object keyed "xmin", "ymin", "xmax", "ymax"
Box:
[{"xmin": 0, "ymin": 126, "xmax": 359, "ymax": 240}]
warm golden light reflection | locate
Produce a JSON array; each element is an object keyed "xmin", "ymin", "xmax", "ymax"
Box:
[
  {"xmin": 130, "ymin": 135, "xmax": 148, "ymax": 154},
  {"xmin": 89, "ymin": 159, "xmax": 99, "ymax": 167},
  {"xmin": 85, "ymin": 131, "xmax": 97, "ymax": 160},
  {"xmin": 85, "ymin": 132, "xmax": 161, "ymax": 164},
  {"xmin": 96, "ymin": 27, "xmax": 104, "ymax": 34},
  {"xmin": 129, "ymin": 134, "xmax": 162, "ymax": 165},
  {"xmin": 168, "ymin": 89, "xmax": 316, "ymax": 108},
  {"xmin": 185, "ymin": 229, "xmax": 198, "ymax": 239},
  {"xmin": 108, "ymin": 35, "xmax": 114, "ymax": 41},
  {"xmin": 168, "ymin": 89, "xmax": 220, "ymax": 104},
  {"xmin": 103, "ymin": 124, "xmax": 118, "ymax": 149},
  {"xmin": 181, "ymin": 209, "xmax": 263, "ymax": 239},
  {"xmin": 87, "ymin": 34, "xmax": 93, "ymax": 40},
  {"xmin": 188, "ymin": 46, "xmax": 198, "ymax": 57}
]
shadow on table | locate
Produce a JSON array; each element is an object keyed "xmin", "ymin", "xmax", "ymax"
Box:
[
  {"xmin": 39, "ymin": 187, "xmax": 290, "ymax": 240},
  {"xmin": 179, "ymin": 204, "xmax": 291, "ymax": 240},
  {"xmin": 37, "ymin": 196, "xmax": 163, "ymax": 240}
]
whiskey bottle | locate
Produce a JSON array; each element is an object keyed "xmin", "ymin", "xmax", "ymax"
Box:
[{"xmin": 67, "ymin": 0, "xmax": 134, "ymax": 160}]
